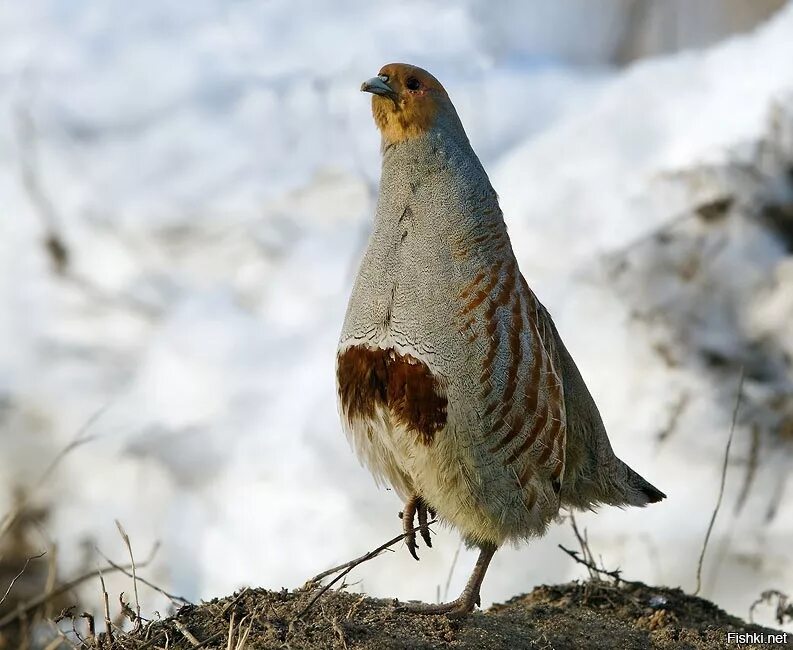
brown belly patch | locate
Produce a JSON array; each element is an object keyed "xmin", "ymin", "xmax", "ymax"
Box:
[{"xmin": 337, "ymin": 345, "xmax": 447, "ymax": 446}]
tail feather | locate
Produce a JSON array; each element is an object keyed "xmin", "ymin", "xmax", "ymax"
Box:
[
  {"xmin": 622, "ymin": 462, "xmax": 666, "ymax": 507},
  {"xmin": 547, "ymin": 317, "xmax": 666, "ymax": 510}
]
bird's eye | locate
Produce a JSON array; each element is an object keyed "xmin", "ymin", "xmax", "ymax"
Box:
[{"xmin": 405, "ymin": 77, "xmax": 420, "ymax": 91}]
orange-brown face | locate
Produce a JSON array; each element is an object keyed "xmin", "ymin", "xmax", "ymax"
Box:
[{"xmin": 360, "ymin": 63, "xmax": 449, "ymax": 145}]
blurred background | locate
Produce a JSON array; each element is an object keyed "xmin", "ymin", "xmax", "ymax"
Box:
[{"xmin": 2, "ymin": 0, "xmax": 793, "ymax": 644}]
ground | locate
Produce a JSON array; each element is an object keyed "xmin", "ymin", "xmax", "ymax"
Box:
[{"xmin": 96, "ymin": 580, "xmax": 790, "ymax": 650}]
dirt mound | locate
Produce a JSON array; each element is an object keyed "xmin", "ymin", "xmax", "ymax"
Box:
[{"xmin": 99, "ymin": 580, "xmax": 790, "ymax": 650}]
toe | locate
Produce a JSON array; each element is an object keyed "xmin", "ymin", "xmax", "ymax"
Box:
[
  {"xmin": 416, "ymin": 498, "xmax": 433, "ymax": 548},
  {"xmin": 394, "ymin": 597, "xmax": 476, "ymax": 616}
]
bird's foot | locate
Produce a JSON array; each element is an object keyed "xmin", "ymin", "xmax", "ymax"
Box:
[
  {"xmin": 399, "ymin": 495, "xmax": 434, "ymax": 561},
  {"xmin": 394, "ymin": 592, "xmax": 480, "ymax": 617},
  {"xmin": 396, "ymin": 543, "xmax": 495, "ymax": 617}
]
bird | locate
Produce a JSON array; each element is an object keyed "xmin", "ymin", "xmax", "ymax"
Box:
[{"xmin": 336, "ymin": 63, "xmax": 665, "ymax": 616}]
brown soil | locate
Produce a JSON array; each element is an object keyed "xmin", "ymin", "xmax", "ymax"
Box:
[{"xmin": 99, "ymin": 580, "xmax": 791, "ymax": 650}]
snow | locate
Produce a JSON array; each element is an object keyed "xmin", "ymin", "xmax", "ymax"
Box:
[{"xmin": 1, "ymin": 0, "xmax": 793, "ymax": 635}]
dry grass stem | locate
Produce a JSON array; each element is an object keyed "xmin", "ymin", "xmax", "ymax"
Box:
[
  {"xmin": 173, "ymin": 620, "xmax": 200, "ymax": 647},
  {"xmin": 115, "ymin": 520, "xmax": 141, "ymax": 628},
  {"xmin": 694, "ymin": 368, "xmax": 744, "ymax": 596},
  {"xmin": 43, "ymin": 543, "xmax": 59, "ymax": 620},
  {"xmin": 225, "ymin": 612, "xmax": 252, "ymax": 650},
  {"xmin": 99, "ymin": 569, "xmax": 115, "ymax": 647},
  {"xmin": 442, "ymin": 540, "xmax": 463, "ymax": 603},
  {"xmin": 734, "ymin": 423, "xmax": 761, "ymax": 514}
]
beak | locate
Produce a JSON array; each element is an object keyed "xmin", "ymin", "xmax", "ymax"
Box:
[{"xmin": 360, "ymin": 75, "xmax": 395, "ymax": 97}]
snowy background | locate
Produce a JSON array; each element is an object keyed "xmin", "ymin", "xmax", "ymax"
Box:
[{"xmin": 2, "ymin": 0, "xmax": 793, "ymax": 637}]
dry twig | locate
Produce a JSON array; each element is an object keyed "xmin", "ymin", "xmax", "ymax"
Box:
[
  {"xmin": 0, "ymin": 542, "xmax": 160, "ymax": 629},
  {"xmin": 219, "ymin": 588, "xmax": 249, "ymax": 617},
  {"xmin": 569, "ymin": 514, "xmax": 598, "ymax": 581},
  {"xmin": 0, "ymin": 404, "xmax": 106, "ymax": 542},
  {"xmin": 94, "ymin": 547, "xmax": 190, "ymax": 607},
  {"xmin": 330, "ymin": 614, "xmax": 348, "ymax": 650},
  {"xmin": 749, "ymin": 589, "xmax": 793, "ymax": 625},
  {"xmin": 297, "ymin": 519, "xmax": 437, "ymax": 620},
  {"xmin": 0, "ymin": 551, "xmax": 47, "ymax": 607},
  {"xmin": 657, "ymin": 392, "xmax": 690, "ymax": 443},
  {"xmin": 558, "ymin": 544, "xmax": 643, "ymax": 587},
  {"xmin": 694, "ymin": 368, "xmax": 744, "ymax": 596}
]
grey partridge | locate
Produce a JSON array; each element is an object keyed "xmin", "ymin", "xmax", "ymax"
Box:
[{"xmin": 336, "ymin": 63, "xmax": 665, "ymax": 616}]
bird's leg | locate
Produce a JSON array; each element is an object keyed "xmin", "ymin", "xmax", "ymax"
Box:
[
  {"xmin": 400, "ymin": 495, "xmax": 433, "ymax": 560},
  {"xmin": 396, "ymin": 543, "xmax": 497, "ymax": 616}
]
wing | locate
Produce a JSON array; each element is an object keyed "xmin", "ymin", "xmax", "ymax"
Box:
[{"xmin": 456, "ymin": 256, "xmax": 567, "ymax": 501}]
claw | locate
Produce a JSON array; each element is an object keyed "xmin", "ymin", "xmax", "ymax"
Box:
[
  {"xmin": 402, "ymin": 495, "xmax": 435, "ymax": 559},
  {"xmin": 402, "ymin": 497, "xmax": 420, "ymax": 561},
  {"xmin": 417, "ymin": 500, "xmax": 432, "ymax": 548}
]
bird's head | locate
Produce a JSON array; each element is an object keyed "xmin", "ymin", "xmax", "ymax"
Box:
[{"xmin": 361, "ymin": 63, "xmax": 458, "ymax": 146}]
